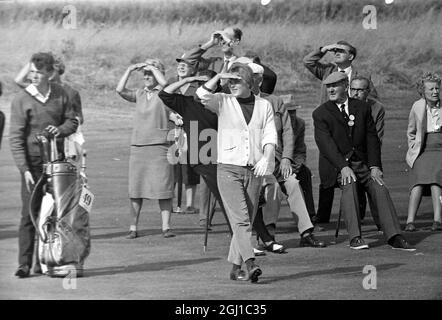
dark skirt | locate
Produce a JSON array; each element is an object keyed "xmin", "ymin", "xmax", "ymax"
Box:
[
  {"xmin": 129, "ymin": 145, "xmax": 174, "ymax": 199},
  {"xmin": 409, "ymin": 132, "xmax": 442, "ymax": 194}
]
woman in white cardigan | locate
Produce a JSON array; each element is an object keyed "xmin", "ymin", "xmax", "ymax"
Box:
[
  {"xmin": 196, "ymin": 63, "xmax": 277, "ymax": 283},
  {"xmin": 405, "ymin": 72, "xmax": 442, "ymax": 232}
]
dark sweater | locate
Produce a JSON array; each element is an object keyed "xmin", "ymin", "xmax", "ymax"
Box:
[
  {"xmin": 9, "ymin": 83, "xmax": 78, "ymax": 173},
  {"xmin": 236, "ymin": 94, "xmax": 255, "ymax": 125}
]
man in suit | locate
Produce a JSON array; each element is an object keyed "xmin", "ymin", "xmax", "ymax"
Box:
[
  {"xmin": 350, "ymin": 76, "xmax": 385, "ymax": 225},
  {"xmin": 312, "ymin": 71, "xmax": 414, "ymax": 250},
  {"xmin": 303, "ymin": 40, "xmax": 378, "ymax": 227}
]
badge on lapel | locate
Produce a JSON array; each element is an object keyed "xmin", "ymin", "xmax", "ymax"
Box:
[{"xmin": 348, "ymin": 114, "xmax": 355, "ymax": 127}]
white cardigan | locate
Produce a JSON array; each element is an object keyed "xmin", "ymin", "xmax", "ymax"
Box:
[{"xmin": 196, "ymin": 86, "xmax": 277, "ymax": 167}]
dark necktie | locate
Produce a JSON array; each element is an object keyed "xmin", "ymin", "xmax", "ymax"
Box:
[{"xmin": 339, "ymin": 104, "xmax": 349, "ymax": 121}]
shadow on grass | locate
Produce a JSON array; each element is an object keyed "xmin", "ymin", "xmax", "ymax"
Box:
[
  {"xmin": 260, "ymin": 262, "xmax": 403, "ymax": 284},
  {"xmin": 84, "ymin": 257, "xmax": 221, "ymax": 277},
  {"xmin": 364, "ymin": 229, "xmax": 438, "ymax": 248},
  {"xmin": 92, "ymin": 227, "xmax": 230, "ymax": 240}
]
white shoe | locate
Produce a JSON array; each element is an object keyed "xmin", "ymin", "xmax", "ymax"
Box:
[{"xmin": 253, "ymin": 248, "xmax": 266, "ymax": 256}]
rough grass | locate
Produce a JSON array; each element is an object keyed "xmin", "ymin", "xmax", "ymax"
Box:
[{"xmin": 0, "ymin": 0, "xmax": 441, "ymax": 102}]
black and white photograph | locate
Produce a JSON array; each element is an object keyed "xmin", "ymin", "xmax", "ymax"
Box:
[{"xmin": 0, "ymin": 0, "xmax": 441, "ymax": 304}]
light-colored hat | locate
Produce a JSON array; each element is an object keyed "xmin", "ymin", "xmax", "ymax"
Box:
[
  {"xmin": 322, "ymin": 71, "xmax": 348, "ymax": 85},
  {"xmin": 280, "ymin": 94, "xmax": 302, "ymax": 111},
  {"xmin": 234, "ymin": 57, "xmax": 264, "ymax": 74}
]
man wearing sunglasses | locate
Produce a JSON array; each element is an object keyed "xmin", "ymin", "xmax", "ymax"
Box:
[{"xmin": 303, "ymin": 40, "xmax": 379, "ymax": 229}]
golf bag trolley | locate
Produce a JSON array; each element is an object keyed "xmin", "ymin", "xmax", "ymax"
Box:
[{"xmin": 29, "ymin": 132, "xmax": 92, "ymax": 277}]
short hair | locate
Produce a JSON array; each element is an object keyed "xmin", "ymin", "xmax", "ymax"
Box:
[
  {"xmin": 145, "ymin": 58, "xmax": 165, "ymax": 75},
  {"xmin": 228, "ymin": 63, "xmax": 253, "ymax": 89},
  {"xmin": 232, "ymin": 28, "xmax": 243, "ymax": 41},
  {"xmin": 52, "ymin": 54, "xmax": 66, "ymax": 75},
  {"xmin": 30, "ymin": 52, "xmax": 54, "ymax": 72},
  {"xmin": 244, "ymin": 50, "xmax": 261, "ymax": 64},
  {"xmin": 337, "ymin": 40, "xmax": 357, "ymax": 59},
  {"xmin": 416, "ymin": 72, "xmax": 441, "ymax": 97},
  {"xmin": 351, "ymin": 76, "xmax": 371, "ymax": 91}
]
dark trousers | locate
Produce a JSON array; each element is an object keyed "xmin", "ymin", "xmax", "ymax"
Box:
[
  {"xmin": 358, "ymin": 184, "xmax": 381, "ymax": 228},
  {"xmin": 339, "ymin": 161, "xmax": 401, "ymax": 242},
  {"xmin": 316, "ymin": 184, "xmax": 335, "ymax": 223},
  {"xmin": 296, "ymin": 164, "xmax": 315, "ymax": 218},
  {"xmin": 18, "ymin": 156, "xmax": 43, "ymax": 267}
]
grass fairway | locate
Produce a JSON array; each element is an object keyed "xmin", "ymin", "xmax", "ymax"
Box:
[{"xmin": 0, "ymin": 0, "xmax": 442, "ymax": 301}]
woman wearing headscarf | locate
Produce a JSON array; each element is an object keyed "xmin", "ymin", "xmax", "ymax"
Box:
[
  {"xmin": 116, "ymin": 59, "xmax": 181, "ymax": 239},
  {"xmin": 405, "ymin": 72, "xmax": 442, "ymax": 231}
]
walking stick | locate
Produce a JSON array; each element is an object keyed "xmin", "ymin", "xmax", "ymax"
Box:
[
  {"xmin": 335, "ymin": 208, "xmax": 342, "ymax": 240},
  {"xmin": 203, "ymin": 191, "xmax": 212, "ymax": 253}
]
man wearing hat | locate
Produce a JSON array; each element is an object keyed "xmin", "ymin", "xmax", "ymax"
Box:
[
  {"xmin": 284, "ymin": 97, "xmax": 316, "ymax": 220},
  {"xmin": 312, "ymin": 71, "xmax": 413, "ymax": 250},
  {"xmin": 244, "ymin": 51, "xmax": 278, "ymax": 95},
  {"xmin": 303, "ymin": 40, "xmax": 379, "ymax": 228},
  {"xmin": 243, "ymin": 58, "xmax": 325, "ymax": 248}
]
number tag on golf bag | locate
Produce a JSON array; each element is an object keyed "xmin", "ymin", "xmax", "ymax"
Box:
[{"xmin": 79, "ymin": 186, "xmax": 94, "ymax": 213}]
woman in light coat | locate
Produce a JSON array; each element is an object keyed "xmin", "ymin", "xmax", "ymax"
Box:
[{"xmin": 405, "ymin": 72, "xmax": 442, "ymax": 231}]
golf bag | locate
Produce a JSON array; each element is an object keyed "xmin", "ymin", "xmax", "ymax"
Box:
[{"xmin": 30, "ymin": 133, "xmax": 92, "ymax": 277}]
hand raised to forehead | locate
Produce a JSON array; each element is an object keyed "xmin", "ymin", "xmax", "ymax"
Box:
[
  {"xmin": 193, "ymin": 75, "xmax": 211, "ymax": 82},
  {"xmin": 218, "ymin": 73, "xmax": 242, "ymax": 80}
]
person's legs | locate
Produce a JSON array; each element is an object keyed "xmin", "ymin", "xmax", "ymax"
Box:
[
  {"xmin": 217, "ymin": 165, "xmax": 261, "ymax": 268},
  {"xmin": 316, "ymin": 184, "xmax": 335, "ymax": 223},
  {"xmin": 357, "ymin": 182, "xmax": 367, "ymax": 221},
  {"xmin": 297, "ymin": 165, "xmax": 316, "ymax": 218},
  {"xmin": 283, "ymin": 175, "xmax": 314, "ymax": 234},
  {"xmin": 193, "ymin": 164, "xmax": 231, "ymax": 233},
  {"xmin": 363, "ymin": 177, "xmax": 402, "ymax": 242},
  {"xmin": 185, "ymin": 184, "xmax": 197, "ymax": 211},
  {"xmin": 430, "ymin": 184, "xmax": 442, "ymax": 225},
  {"xmin": 17, "ymin": 160, "xmax": 43, "ymax": 274},
  {"xmin": 198, "ymin": 178, "xmax": 216, "ymax": 226},
  {"xmin": 406, "ymin": 185, "xmax": 423, "ymax": 224},
  {"xmin": 127, "ymin": 198, "xmax": 142, "ymax": 238},
  {"xmin": 159, "ymin": 198, "xmax": 174, "ymax": 237}
]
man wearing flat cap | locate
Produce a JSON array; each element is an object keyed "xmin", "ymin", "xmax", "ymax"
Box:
[
  {"xmin": 303, "ymin": 40, "xmax": 379, "ymax": 227},
  {"xmin": 312, "ymin": 71, "xmax": 414, "ymax": 250}
]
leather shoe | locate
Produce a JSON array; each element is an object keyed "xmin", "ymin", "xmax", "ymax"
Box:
[
  {"xmin": 431, "ymin": 221, "xmax": 442, "ymax": 231},
  {"xmin": 230, "ymin": 269, "xmax": 247, "ymax": 281},
  {"xmin": 300, "ymin": 233, "xmax": 326, "ymax": 248},
  {"xmin": 263, "ymin": 241, "xmax": 286, "ymax": 253},
  {"xmin": 15, "ymin": 265, "xmax": 30, "ymax": 278},
  {"xmin": 389, "ymin": 235, "xmax": 416, "ymax": 251},
  {"xmin": 162, "ymin": 229, "xmax": 176, "ymax": 238},
  {"xmin": 404, "ymin": 222, "xmax": 416, "ymax": 232},
  {"xmin": 350, "ymin": 236, "xmax": 369, "ymax": 250},
  {"xmin": 126, "ymin": 230, "xmax": 137, "ymax": 239},
  {"xmin": 247, "ymin": 265, "xmax": 262, "ymax": 283}
]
